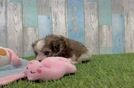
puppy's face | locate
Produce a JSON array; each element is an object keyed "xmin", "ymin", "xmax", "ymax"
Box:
[
  {"xmin": 32, "ymin": 39, "xmax": 52, "ymax": 61},
  {"xmin": 32, "ymin": 35, "xmax": 70, "ymax": 60}
]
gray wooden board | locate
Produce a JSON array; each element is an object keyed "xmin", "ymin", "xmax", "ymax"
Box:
[
  {"xmin": 23, "ymin": 27, "xmax": 38, "ymax": 56},
  {"xmin": 124, "ymin": 0, "xmax": 134, "ymax": 52},
  {"xmin": 51, "ymin": 0, "xmax": 66, "ymax": 36},
  {"xmin": 84, "ymin": 0, "xmax": 99, "ymax": 55},
  {"xmin": 99, "ymin": 25, "xmax": 112, "ymax": 54},
  {"xmin": 7, "ymin": 0, "xmax": 23, "ymax": 56},
  {"xmin": 0, "ymin": 0, "xmax": 7, "ymax": 47}
]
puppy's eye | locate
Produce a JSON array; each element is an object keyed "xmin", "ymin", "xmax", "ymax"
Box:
[{"xmin": 43, "ymin": 51, "xmax": 50, "ymax": 55}]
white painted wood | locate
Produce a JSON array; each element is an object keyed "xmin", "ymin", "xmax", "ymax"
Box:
[
  {"xmin": 7, "ymin": 0, "xmax": 23, "ymax": 56},
  {"xmin": 23, "ymin": 27, "xmax": 38, "ymax": 56},
  {"xmin": 51, "ymin": 0, "xmax": 66, "ymax": 37},
  {"xmin": 99, "ymin": 25, "xmax": 112, "ymax": 54},
  {"xmin": 0, "ymin": 0, "xmax": 7, "ymax": 47},
  {"xmin": 124, "ymin": 0, "xmax": 134, "ymax": 52},
  {"xmin": 84, "ymin": 0, "xmax": 99, "ymax": 55}
]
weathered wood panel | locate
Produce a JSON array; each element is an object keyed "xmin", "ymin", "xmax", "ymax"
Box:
[
  {"xmin": 23, "ymin": 28, "xmax": 38, "ymax": 56},
  {"xmin": 112, "ymin": 14, "xmax": 125, "ymax": 53},
  {"xmin": 0, "ymin": 0, "xmax": 7, "ymax": 47},
  {"xmin": 7, "ymin": 0, "xmax": 23, "ymax": 56},
  {"xmin": 84, "ymin": 0, "xmax": 99, "ymax": 54},
  {"xmin": 38, "ymin": 16, "xmax": 52, "ymax": 38},
  {"xmin": 112, "ymin": 0, "xmax": 125, "ymax": 53},
  {"xmin": 112, "ymin": 0, "xmax": 124, "ymax": 14},
  {"xmin": 51, "ymin": 0, "xmax": 66, "ymax": 36},
  {"xmin": 23, "ymin": 0, "xmax": 38, "ymax": 27},
  {"xmin": 98, "ymin": 0, "xmax": 112, "ymax": 25},
  {"xmin": 38, "ymin": 0, "xmax": 51, "ymax": 15},
  {"xmin": 124, "ymin": 0, "xmax": 134, "ymax": 52},
  {"xmin": 98, "ymin": 0, "xmax": 112, "ymax": 54},
  {"xmin": 99, "ymin": 25, "xmax": 112, "ymax": 54},
  {"xmin": 23, "ymin": 0, "xmax": 38, "ymax": 56},
  {"xmin": 38, "ymin": 0, "xmax": 52, "ymax": 39},
  {"xmin": 1, "ymin": 0, "xmax": 134, "ymax": 56},
  {"xmin": 67, "ymin": 0, "xmax": 85, "ymax": 43}
]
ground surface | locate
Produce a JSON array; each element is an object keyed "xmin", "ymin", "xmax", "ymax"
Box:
[{"xmin": 3, "ymin": 54, "xmax": 134, "ymax": 88}]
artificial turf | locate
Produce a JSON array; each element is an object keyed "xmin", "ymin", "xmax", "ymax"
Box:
[{"xmin": 3, "ymin": 54, "xmax": 134, "ymax": 88}]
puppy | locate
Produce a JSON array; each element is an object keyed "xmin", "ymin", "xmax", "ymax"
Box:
[{"xmin": 32, "ymin": 34, "xmax": 91, "ymax": 64}]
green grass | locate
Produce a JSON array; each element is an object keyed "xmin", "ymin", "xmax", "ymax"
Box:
[{"xmin": 3, "ymin": 54, "xmax": 134, "ymax": 88}]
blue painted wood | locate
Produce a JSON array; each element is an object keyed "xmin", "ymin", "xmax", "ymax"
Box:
[
  {"xmin": 98, "ymin": 0, "xmax": 112, "ymax": 25},
  {"xmin": 67, "ymin": 0, "xmax": 85, "ymax": 43},
  {"xmin": 112, "ymin": 14, "xmax": 125, "ymax": 53},
  {"xmin": 23, "ymin": 0, "xmax": 38, "ymax": 27},
  {"xmin": 38, "ymin": 15, "xmax": 52, "ymax": 38}
]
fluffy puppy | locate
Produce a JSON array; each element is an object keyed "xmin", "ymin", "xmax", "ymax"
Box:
[{"xmin": 32, "ymin": 34, "xmax": 91, "ymax": 64}]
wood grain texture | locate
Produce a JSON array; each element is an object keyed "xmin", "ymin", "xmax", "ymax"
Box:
[
  {"xmin": 23, "ymin": 0, "xmax": 38, "ymax": 56},
  {"xmin": 51, "ymin": 0, "xmax": 66, "ymax": 36},
  {"xmin": 38, "ymin": 0, "xmax": 51, "ymax": 15},
  {"xmin": 67, "ymin": 0, "xmax": 85, "ymax": 43},
  {"xmin": 23, "ymin": 28, "xmax": 38, "ymax": 56},
  {"xmin": 112, "ymin": 0, "xmax": 124, "ymax": 14},
  {"xmin": 38, "ymin": 16, "xmax": 52, "ymax": 38},
  {"xmin": 84, "ymin": 0, "xmax": 99, "ymax": 55},
  {"xmin": 112, "ymin": 0, "xmax": 125, "ymax": 53},
  {"xmin": 0, "ymin": 0, "xmax": 7, "ymax": 47},
  {"xmin": 98, "ymin": 0, "xmax": 112, "ymax": 54},
  {"xmin": 23, "ymin": 0, "xmax": 38, "ymax": 27},
  {"xmin": 124, "ymin": 0, "xmax": 134, "ymax": 52},
  {"xmin": 7, "ymin": 0, "xmax": 23, "ymax": 56},
  {"xmin": 1, "ymin": 0, "xmax": 134, "ymax": 56},
  {"xmin": 98, "ymin": 0, "xmax": 112, "ymax": 25},
  {"xmin": 99, "ymin": 25, "xmax": 112, "ymax": 54},
  {"xmin": 38, "ymin": 0, "xmax": 52, "ymax": 39},
  {"xmin": 112, "ymin": 14, "xmax": 125, "ymax": 53}
]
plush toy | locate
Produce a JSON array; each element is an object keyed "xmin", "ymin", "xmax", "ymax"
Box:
[
  {"xmin": 0, "ymin": 57, "xmax": 77, "ymax": 85},
  {"xmin": 25, "ymin": 57, "xmax": 77, "ymax": 81},
  {"xmin": 0, "ymin": 47, "xmax": 21, "ymax": 67}
]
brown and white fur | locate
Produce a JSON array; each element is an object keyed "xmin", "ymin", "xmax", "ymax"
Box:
[{"xmin": 32, "ymin": 34, "xmax": 91, "ymax": 64}]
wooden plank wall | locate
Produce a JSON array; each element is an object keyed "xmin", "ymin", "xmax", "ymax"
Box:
[{"xmin": 0, "ymin": 0, "xmax": 134, "ymax": 57}]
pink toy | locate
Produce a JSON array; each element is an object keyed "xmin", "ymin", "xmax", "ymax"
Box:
[
  {"xmin": 0, "ymin": 57, "xmax": 77, "ymax": 85},
  {"xmin": 25, "ymin": 57, "xmax": 77, "ymax": 81},
  {"xmin": 0, "ymin": 47, "xmax": 21, "ymax": 67}
]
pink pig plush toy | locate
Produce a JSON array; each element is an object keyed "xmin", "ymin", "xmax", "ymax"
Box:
[
  {"xmin": 25, "ymin": 57, "xmax": 77, "ymax": 81},
  {"xmin": 0, "ymin": 57, "xmax": 76, "ymax": 85}
]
